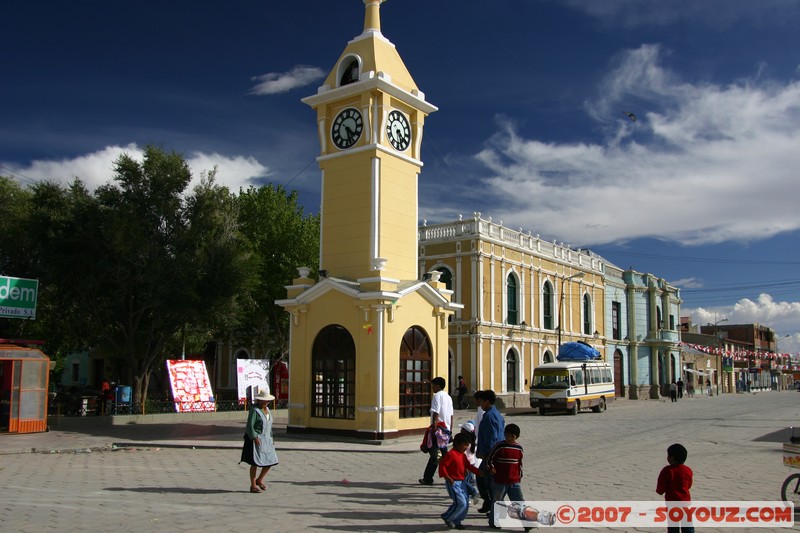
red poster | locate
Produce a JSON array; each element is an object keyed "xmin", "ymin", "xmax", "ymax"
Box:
[{"xmin": 166, "ymin": 360, "xmax": 216, "ymax": 413}]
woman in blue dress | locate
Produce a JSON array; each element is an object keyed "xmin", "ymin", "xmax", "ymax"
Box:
[{"xmin": 240, "ymin": 390, "xmax": 279, "ymax": 493}]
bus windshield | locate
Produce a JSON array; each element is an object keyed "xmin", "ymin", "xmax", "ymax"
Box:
[{"xmin": 532, "ymin": 369, "xmax": 570, "ymax": 389}]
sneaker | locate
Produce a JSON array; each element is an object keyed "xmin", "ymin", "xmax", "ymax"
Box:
[
  {"xmin": 477, "ymin": 504, "xmax": 491, "ymax": 514},
  {"xmin": 444, "ymin": 520, "xmax": 455, "ymax": 529},
  {"xmin": 455, "ymin": 524, "xmax": 466, "ymax": 530},
  {"xmin": 419, "ymin": 478, "xmax": 434, "ymax": 485}
]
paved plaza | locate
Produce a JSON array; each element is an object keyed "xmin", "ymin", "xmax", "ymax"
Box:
[{"xmin": 1, "ymin": 391, "xmax": 799, "ymax": 532}]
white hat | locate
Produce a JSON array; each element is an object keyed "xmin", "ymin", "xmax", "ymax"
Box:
[
  {"xmin": 254, "ymin": 390, "xmax": 275, "ymax": 402},
  {"xmin": 459, "ymin": 420, "xmax": 476, "ymax": 432}
]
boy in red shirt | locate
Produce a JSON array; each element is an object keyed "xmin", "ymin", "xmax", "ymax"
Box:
[
  {"xmin": 439, "ymin": 432, "xmax": 482, "ymax": 529},
  {"xmin": 485, "ymin": 423, "xmax": 530, "ymax": 529},
  {"xmin": 656, "ymin": 443, "xmax": 695, "ymax": 533}
]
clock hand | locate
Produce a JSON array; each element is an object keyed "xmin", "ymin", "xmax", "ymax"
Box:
[{"xmin": 345, "ymin": 125, "xmax": 355, "ymax": 139}]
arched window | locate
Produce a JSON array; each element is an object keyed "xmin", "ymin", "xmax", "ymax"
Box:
[
  {"xmin": 312, "ymin": 325, "xmax": 356, "ymax": 419},
  {"xmin": 506, "ymin": 350, "xmax": 518, "ymax": 392},
  {"xmin": 339, "ymin": 56, "xmax": 359, "ymax": 86},
  {"xmin": 435, "ymin": 267, "xmax": 453, "ymax": 290},
  {"xmin": 656, "ymin": 306, "xmax": 663, "ymax": 329},
  {"xmin": 543, "ymin": 281, "xmax": 554, "ymax": 330},
  {"xmin": 399, "ymin": 326, "xmax": 432, "ymax": 419},
  {"xmin": 506, "ymin": 273, "xmax": 518, "ymax": 325},
  {"xmin": 583, "ymin": 293, "xmax": 592, "ymax": 335},
  {"xmin": 542, "ymin": 350, "xmax": 554, "ymax": 364}
]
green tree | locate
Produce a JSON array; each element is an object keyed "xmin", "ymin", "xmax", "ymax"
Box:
[
  {"xmin": 0, "ymin": 176, "xmax": 36, "ymax": 341},
  {"xmin": 16, "ymin": 147, "xmax": 253, "ymax": 405},
  {"xmin": 234, "ymin": 184, "xmax": 320, "ymax": 361}
]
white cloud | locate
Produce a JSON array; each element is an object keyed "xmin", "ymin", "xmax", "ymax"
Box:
[
  {"xmin": 473, "ymin": 45, "xmax": 800, "ymax": 247},
  {"xmin": 685, "ymin": 293, "xmax": 800, "ymax": 354},
  {"xmin": 249, "ymin": 65, "xmax": 325, "ymax": 95},
  {"xmin": 671, "ymin": 277, "xmax": 704, "ymax": 289},
  {"xmin": 3, "ymin": 144, "xmax": 270, "ymax": 193}
]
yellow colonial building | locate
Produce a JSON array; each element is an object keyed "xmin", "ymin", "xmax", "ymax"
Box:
[
  {"xmin": 418, "ymin": 215, "xmax": 606, "ymax": 407},
  {"xmin": 277, "ymin": 0, "xmax": 461, "ymax": 439}
]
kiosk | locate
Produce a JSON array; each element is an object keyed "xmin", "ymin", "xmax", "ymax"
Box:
[{"xmin": 0, "ymin": 343, "xmax": 50, "ymax": 433}]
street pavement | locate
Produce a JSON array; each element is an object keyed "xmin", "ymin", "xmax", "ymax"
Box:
[{"xmin": 1, "ymin": 391, "xmax": 799, "ymax": 532}]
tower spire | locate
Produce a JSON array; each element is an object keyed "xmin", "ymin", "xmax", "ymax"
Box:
[{"xmin": 363, "ymin": 0, "xmax": 385, "ymax": 33}]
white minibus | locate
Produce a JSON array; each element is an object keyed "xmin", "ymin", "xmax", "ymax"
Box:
[{"xmin": 529, "ymin": 360, "xmax": 614, "ymax": 415}]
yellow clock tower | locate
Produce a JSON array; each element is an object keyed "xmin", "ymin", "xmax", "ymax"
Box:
[{"xmin": 277, "ymin": 0, "xmax": 461, "ymax": 440}]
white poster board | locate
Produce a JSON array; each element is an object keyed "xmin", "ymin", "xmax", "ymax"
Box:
[{"xmin": 236, "ymin": 359, "xmax": 270, "ymax": 401}]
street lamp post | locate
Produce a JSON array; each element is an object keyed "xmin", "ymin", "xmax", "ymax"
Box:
[{"xmin": 557, "ymin": 272, "xmax": 585, "ymax": 348}]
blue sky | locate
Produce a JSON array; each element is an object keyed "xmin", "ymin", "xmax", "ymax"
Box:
[{"xmin": 3, "ymin": 1, "xmax": 800, "ymax": 353}]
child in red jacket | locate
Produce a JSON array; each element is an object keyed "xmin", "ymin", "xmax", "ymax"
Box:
[
  {"xmin": 485, "ymin": 423, "xmax": 527, "ymax": 529},
  {"xmin": 656, "ymin": 443, "xmax": 694, "ymax": 533},
  {"xmin": 439, "ymin": 432, "xmax": 482, "ymax": 529}
]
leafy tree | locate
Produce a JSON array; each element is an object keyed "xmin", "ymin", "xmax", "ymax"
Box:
[
  {"xmin": 234, "ymin": 185, "xmax": 320, "ymax": 361},
  {"xmin": 13, "ymin": 147, "xmax": 253, "ymax": 405},
  {"xmin": 0, "ymin": 177, "xmax": 96, "ymax": 355},
  {"xmin": 0, "ymin": 177, "xmax": 34, "ymax": 340}
]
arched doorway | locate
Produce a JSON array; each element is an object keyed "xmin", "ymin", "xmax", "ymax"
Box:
[
  {"xmin": 311, "ymin": 325, "xmax": 356, "ymax": 419},
  {"xmin": 506, "ymin": 349, "xmax": 518, "ymax": 392},
  {"xmin": 399, "ymin": 326, "xmax": 432, "ymax": 419},
  {"xmin": 613, "ymin": 349, "xmax": 624, "ymax": 397}
]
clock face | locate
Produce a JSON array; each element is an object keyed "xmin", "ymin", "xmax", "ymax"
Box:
[
  {"xmin": 331, "ymin": 108, "xmax": 363, "ymax": 149},
  {"xmin": 386, "ymin": 110, "xmax": 411, "ymax": 151}
]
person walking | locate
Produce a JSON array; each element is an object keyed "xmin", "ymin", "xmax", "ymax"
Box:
[
  {"xmin": 676, "ymin": 378, "xmax": 684, "ymax": 399},
  {"xmin": 457, "ymin": 375, "xmax": 468, "ymax": 410},
  {"xmin": 485, "ymin": 423, "xmax": 529, "ymax": 530},
  {"xmin": 419, "ymin": 377, "xmax": 454, "ymax": 485},
  {"xmin": 475, "ymin": 389, "xmax": 505, "ymax": 514},
  {"xmin": 240, "ymin": 390, "xmax": 278, "ymax": 493},
  {"xmin": 669, "ymin": 380, "xmax": 678, "ymax": 403},
  {"xmin": 438, "ymin": 433, "xmax": 482, "ymax": 529},
  {"xmin": 656, "ymin": 443, "xmax": 694, "ymax": 533}
]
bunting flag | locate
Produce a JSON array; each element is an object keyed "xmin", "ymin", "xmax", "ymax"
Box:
[{"xmin": 678, "ymin": 342, "xmax": 800, "ymax": 371}]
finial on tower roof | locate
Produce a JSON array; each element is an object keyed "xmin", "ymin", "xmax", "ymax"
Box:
[{"xmin": 363, "ymin": 0, "xmax": 386, "ymax": 33}]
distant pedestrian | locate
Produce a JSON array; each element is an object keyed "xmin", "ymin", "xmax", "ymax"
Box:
[
  {"xmin": 669, "ymin": 381, "xmax": 677, "ymax": 403},
  {"xmin": 656, "ymin": 443, "xmax": 694, "ymax": 533},
  {"xmin": 476, "ymin": 389, "xmax": 505, "ymax": 514},
  {"xmin": 457, "ymin": 375, "xmax": 469, "ymax": 410},
  {"xmin": 419, "ymin": 377, "xmax": 454, "ymax": 485},
  {"xmin": 438, "ymin": 432, "xmax": 482, "ymax": 529},
  {"xmin": 686, "ymin": 381, "xmax": 694, "ymax": 398},
  {"xmin": 240, "ymin": 390, "xmax": 278, "ymax": 493},
  {"xmin": 676, "ymin": 379, "xmax": 684, "ymax": 399},
  {"xmin": 485, "ymin": 423, "xmax": 528, "ymax": 529},
  {"xmin": 705, "ymin": 379, "xmax": 712, "ymax": 396}
]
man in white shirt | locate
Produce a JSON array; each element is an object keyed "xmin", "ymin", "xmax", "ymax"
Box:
[{"xmin": 419, "ymin": 376, "xmax": 453, "ymax": 485}]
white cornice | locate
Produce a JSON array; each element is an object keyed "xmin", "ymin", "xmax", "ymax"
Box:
[
  {"xmin": 277, "ymin": 277, "xmax": 463, "ymax": 312},
  {"xmin": 302, "ymin": 73, "xmax": 437, "ymax": 115}
]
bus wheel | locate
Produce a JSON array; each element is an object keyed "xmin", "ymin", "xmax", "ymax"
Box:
[
  {"xmin": 591, "ymin": 397, "xmax": 606, "ymax": 413},
  {"xmin": 568, "ymin": 402, "xmax": 578, "ymax": 415},
  {"xmin": 539, "ymin": 407, "xmax": 546, "ymax": 416}
]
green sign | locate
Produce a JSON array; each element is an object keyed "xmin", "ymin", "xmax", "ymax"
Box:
[{"xmin": 0, "ymin": 276, "xmax": 39, "ymax": 319}]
